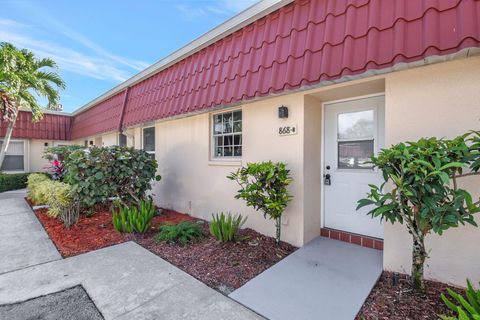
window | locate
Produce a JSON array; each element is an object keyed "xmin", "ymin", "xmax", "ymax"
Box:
[
  {"xmin": 212, "ymin": 110, "xmax": 242, "ymax": 158},
  {"xmin": 143, "ymin": 127, "xmax": 155, "ymax": 158},
  {"xmin": 0, "ymin": 140, "xmax": 25, "ymax": 171},
  {"xmin": 337, "ymin": 110, "xmax": 374, "ymax": 169},
  {"xmin": 119, "ymin": 133, "xmax": 127, "ymax": 147}
]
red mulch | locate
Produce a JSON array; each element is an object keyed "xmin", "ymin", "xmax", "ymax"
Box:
[
  {"xmin": 30, "ymin": 200, "xmax": 296, "ymax": 293},
  {"xmin": 34, "ymin": 208, "xmax": 126, "ymax": 257},
  {"xmin": 356, "ymin": 272, "xmax": 463, "ymax": 320},
  {"xmin": 131, "ymin": 224, "xmax": 295, "ymax": 292}
]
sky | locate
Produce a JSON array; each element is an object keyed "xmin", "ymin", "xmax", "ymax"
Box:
[{"xmin": 1, "ymin": 0, "xmax": 259, "ymax": 112}]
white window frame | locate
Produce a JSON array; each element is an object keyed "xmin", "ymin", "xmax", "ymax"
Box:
[
  {"xmin": 210, "ymin": 108, "xmax": 242, "ymax": 160},
  {"xmin": 142, "ymin": 125, "xmax": 156, "ymax": 158},
  {"xmin": 0, "ymin": 139, "xmax": 28, "ymax": 173}
]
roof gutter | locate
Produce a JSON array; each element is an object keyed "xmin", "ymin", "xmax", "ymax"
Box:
[{"xmin": 72, "ymin": 0, "xmax": 294, "ymax": 116}]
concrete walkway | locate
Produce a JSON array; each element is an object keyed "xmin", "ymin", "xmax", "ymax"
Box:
[
  {"xmin": 230, "ymin": 237, "xmax": 383, "ymax": 320},
  {"xmin": 0, "ymin": 189, "xmax": 61, "ymax": 274},
  {"xmin": 0, "ymin": 191, "xmax": 262, "ymax": 320}
]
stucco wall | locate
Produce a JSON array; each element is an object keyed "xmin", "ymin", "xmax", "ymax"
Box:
[
  {"xmin": 383, "ymin": 56, "xmax": 480, "ymax": 286},
  {"xmin": 150, "ymin": 93, "xmax": 308, "ymax": 246},
  {"xmin": 101, "ymin": 132, "xmax": 118, "ymax": 146},
  {"xmin": 29, "ymin": 139, "xmax": 73, "ymax": 172}
]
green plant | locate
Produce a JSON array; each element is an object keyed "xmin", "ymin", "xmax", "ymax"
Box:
[
  {"xmin": 0, "ymin": 172, "xmax": 30, "ymax": 192},
  {"xmin": 27, "ymin": 173, "xmax": 50, "ymax": 203},
  {"xmin": 227, "ymin": 161, "xmax": 293, "ymax": 244},
  {"xmin": 357, "ymin": 132, "xmax": 480, "ymax": 291},
  {"xmin": 62, "ymin": 146, "xmax": 161, "ymax": 208},
  {"xmin": 43, "ymin": 181, "xmax": 73, "ymax": 218},
  {"xmin": 112, "ymin": 199, "xmax": 156, "ymax": 233},
  {"xmin": 209, "ymin": 212, "xmax": 247, "ymax": 242},
  {"xmin": 440, "ymin": 280, "xmax": 480, "ymax": 320},
  {"xmin": 0, "ymin": 42, "xmax": 65, "ymax": 170},
  {"xmin": 155, "ymin": 221, "xmax": 204, "ymax": 246}
]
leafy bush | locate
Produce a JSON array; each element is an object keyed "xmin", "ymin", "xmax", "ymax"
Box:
[
  {"xmin": 228, "ymin": 161, "xmax": 293, "ymax": 244},
  {"xmin": 0, "ymin": 172, "xmax": 30, "ymax": 192},
  {"xmin": 357, "ymin": 132, "xmax": 480, "ymax": 291},
  {"xmin": 440, "ymin": 280, "xmax": 480, "ymax": 320},
  {"xmin": 112, "ymin": 199, "xmax": 156, "ymax": 233},
  {"xmin": 209, "ymin": 212, "xmax": 247, "ymax": 242},
  {"xmin": 44, "ymin": 145, "xmax": 85, "ymax": 162},
  {"xmin": 62, "ymin": 146, "xmax": 161, "ymax": 208},
  {"xmin": 27, "ymin": 173, "xmax": 50, "ymax": 203},
  {"xmin": 155, "ymin": 221, "xmax": 204, "ymax": 246}
]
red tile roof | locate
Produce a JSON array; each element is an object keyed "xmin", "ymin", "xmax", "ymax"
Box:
[
  {"xmin": 6, "ymin": 0, "xmax": 480, "ymax": 140},
  {"xmin": 1, "ymin": 111, "xmax": 72, "ymax": 140}
]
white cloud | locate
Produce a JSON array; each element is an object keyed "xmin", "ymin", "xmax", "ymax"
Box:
[
  {"xmin": 0, "ymin": 29, "xmax": 130, "ymax": 82},
  {"xmin": 176, "ymin": 0, "xmax": 260, "ymax": 21}
]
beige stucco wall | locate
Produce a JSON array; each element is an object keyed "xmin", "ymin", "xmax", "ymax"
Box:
[
  {"xmin": 383, "ymin": 56, "xmax": 480, "ymax": 286},
  {"xmin": 101, "ymin": 132, "xmax": 118, "ymax": 146},
  {"xmin": 29, "ymin": 139, "xmax": 73, "ymax": 172},
  {"xmin": 149, "ymin": 93, "xmax": 313, "ymax": 246}
]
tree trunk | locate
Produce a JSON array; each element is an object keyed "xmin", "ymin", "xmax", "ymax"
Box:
[
  {"xmin": 275, "ymin": 217, "xmax": 281, "ymax": 245},
  {"xmin": 0, "ymin": 109, "xmax": 18, "ymax": 171},
  {"xmin": 411, "ymin": 233, "xmax": 427, "ymax": 291}
]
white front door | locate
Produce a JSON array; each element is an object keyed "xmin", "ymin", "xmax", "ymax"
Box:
[{"xmin": 323, "ymin": 95, "xmax": 385, "ymax": 239}]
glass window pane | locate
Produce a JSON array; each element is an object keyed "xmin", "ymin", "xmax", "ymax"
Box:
[
  {"xmin": 143, "ymin": 127, "xmax": 155, "ymax": 152},
  {"xmin": 224, "ymin": 146, "xmax": 233, "ymax": 157},
  {"xmin": 215, "ymin": 147, "xmax": 223, "ymax": 157},
  {"xmin": 213, "ymin": 114, "xmax": 222, "ymax": 134},
  {"xmin": 338, "ymin": 140, "xmax": 374, "ymax": 169},
  {"xmin": 234, "ymin": 146, "xmax": 242, "ymax": 157},
  {"xmin": 1, "ymin": 155, "xmax": 24, "ymax": 171},
  {"xmin": 119, "ymin": 134, "xmax": 127, "ymax": 147},
  {"xmin": 0, "ymin": 141, "xmax": 23, "ymax": 155},
  {"xmin": 223, "ymin": 113, "xmax": 232, "ymax": 133},
  {"xmin": 233, "ymin": 121, "xmax": 242, "ymax": 133},
  {"xmin": 216, "ymin": 136, "xmax": 223, "ymax": 147},
  {"xmin": 233, "ymin": 110, "xmax": 242, "ymax": 121},
  {"xmin": 224, "ymin": 135, "xmax": 233, "ymax": 146},
  {"xmin": 233, "ymin": 134, "xmax": 241, "ymax": 146},
  {"xmin": 338, "ymin": 110, "xmax": 374, "ymax": 139}
]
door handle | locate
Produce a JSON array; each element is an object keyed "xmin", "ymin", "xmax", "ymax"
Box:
[{"xmin": 324, "ymin": 173, "xmax": 331, "ymax": 185}]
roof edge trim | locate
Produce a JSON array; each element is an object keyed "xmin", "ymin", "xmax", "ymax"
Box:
[{"xmin": 72, "ymin": 0, "xmax": 293, "ymax": 116}]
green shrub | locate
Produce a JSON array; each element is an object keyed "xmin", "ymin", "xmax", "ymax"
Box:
[
  {"xmin": 62, "ymin": 146, "xmax": 161, "ymax": 208},
  {"xmin": 112, "ymin": 199, "xmax": 155, "ymax": 233},
  {"xmin": 43, "ymin": 181, "xmax": 73, "ymax": 218},
  {"xmin": 0, "ymin": 172, "xmax": 30, "ymax": 192},
  {"xmin": 209, "ymin": 212, "xmax": 247, "ymax": 242},
  {"xmin": 357, "ymin": 132, "xmax": 480, "ymax": 291},
  {"xmin": 228, "ymin": 161, "xmax": 293, "ymax": 244},
  {"xmin": 27, "ymin": 173, "xmax": 50, "ymax": 204},
  {"xmin": 440, "ymin": 280, "xmax": 480, "ymax": 320},
  {"xmin": 43, "ymin": 145, "xmax": 84, "ymax": 162},
  {"xmin": 155, "ymin": 221, "xmax": 203, "ymax": 246}
]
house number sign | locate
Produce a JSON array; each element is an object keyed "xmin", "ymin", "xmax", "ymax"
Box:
[{"xmin": 278, "ymin": 124, "xmax": 298, "ymax": 136}]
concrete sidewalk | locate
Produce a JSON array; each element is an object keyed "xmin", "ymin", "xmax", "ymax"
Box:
[
  {"xmin": 0, "ymin": 190, "xmax": 61, "ymax": 274},
  {"xmin": 0, "ymin": 191, "xmax": 262, "ymax": 320},
  {"xmin": 230, "ymin": 237, "xmax": 382, "ymax": 320}
]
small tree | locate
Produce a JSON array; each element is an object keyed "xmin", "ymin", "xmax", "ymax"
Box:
[
  {"xmin": 228, "ymin": 161, "xmax": 293, "ymax": 244},
  {"xmin": 0, "ymin": 42, "xmax": 65, "ymax": 169},
  {"xmin": 357, "ymin": 132, "xmax": 480, "ymax": 291}
]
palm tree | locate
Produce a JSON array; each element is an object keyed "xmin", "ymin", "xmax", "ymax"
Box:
[{"xmin": 0, "ymin": 42, "xmax": 65, "ymax": 170}]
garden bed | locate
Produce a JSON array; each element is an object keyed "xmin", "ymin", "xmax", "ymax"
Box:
[
  {"xmin": 356, "ymin": 272, "xmax": 462, "ymax": 320},
  {"xmin": 30, "ymin": 201, "xmax": 296, "ymax": 293}
]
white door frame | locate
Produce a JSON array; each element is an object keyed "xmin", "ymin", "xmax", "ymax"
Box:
[{"xmin": 320, "ymin": 93, "xmax": 386, "ymax": 231}]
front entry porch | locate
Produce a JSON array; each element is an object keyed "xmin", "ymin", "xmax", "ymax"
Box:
[{"xmin": 230, "ymin": 236, "xmax": 382, "ymax": 320}]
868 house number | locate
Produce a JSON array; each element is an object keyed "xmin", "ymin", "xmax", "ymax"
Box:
[{"xmin": 278, "ymin": 125, "xmax": 297, "ymax": 136}]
